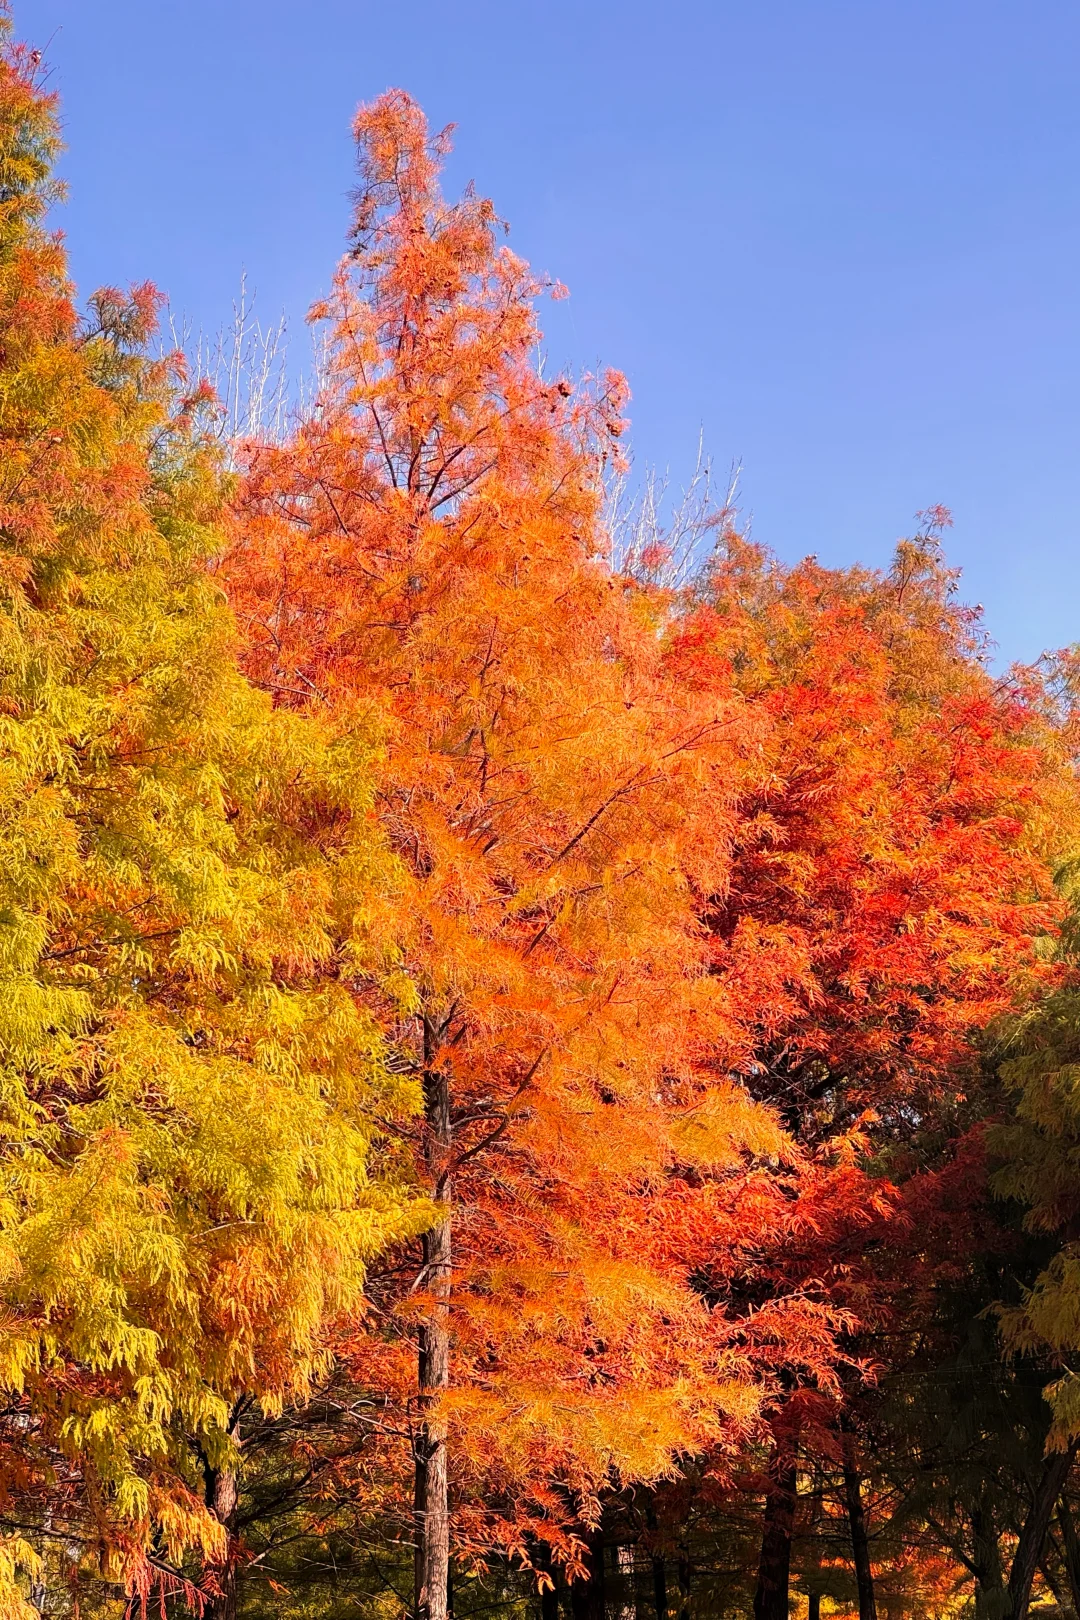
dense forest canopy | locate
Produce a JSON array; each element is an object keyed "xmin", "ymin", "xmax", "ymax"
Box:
[{"xmin": 2, "ymin": 9, "xmax": 1080, "ymax": 1620}]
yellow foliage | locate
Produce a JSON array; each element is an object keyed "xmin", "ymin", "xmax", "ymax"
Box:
[{"xmin": 0, "ymin": 17, "xmax": 422, "ymax": 1609}]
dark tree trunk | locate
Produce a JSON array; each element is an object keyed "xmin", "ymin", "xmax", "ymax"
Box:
[
  {"xmin": 676, "ymin": 1542, "xmax": 690, "ymax": 1620},
  {"xmin": 569, "ymin": 1533, "xmax": 606, "ymax": 1620},
  {"xmin": 538, "ymin": 1544, "xmax": 560, "ymax": 1620},
  {"xmin": 753, "ymin": 1461, "xmax": 797, "ymax": 1620},
  {"xmin": 541, "ymin": 1578, "xmax": 560, "ymax": 1620},
  {"xmin": 842, "ymin": 1431, "xmax": 878, "ymax": 1620},
  {"xmin": 651, "ymin": 1555, "xmax": 667, "ymax": 1620},
  {"xmin": 1057, "ymin": 1498, "xmax": 1080, "ymax": 1618},
  {"xmin": 644, "ymin": 1497, "xmax": 667, "ymax": 1620},
  {"xmin": 1007, "ymin": 1442, "xmax": 1079, "ymax": 1620},
  {"xmin": 414, "ymin": 1022, "xmax": 453, "ymax": 1620},
  {"xmin": 803, "ymin": 1467, "xmax": 827, "ymax": 1620},
  {"xmin": 971, "ymin": 1496, "xmax": 1005, "ymax": 1619}
]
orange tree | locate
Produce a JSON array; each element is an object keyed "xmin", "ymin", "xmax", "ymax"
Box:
[{"xmin": 225, "ymin": 91, "xmax": 847, "ymax": 1620}]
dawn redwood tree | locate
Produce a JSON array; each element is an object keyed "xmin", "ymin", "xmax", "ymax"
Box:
[
  {"xmin": 226, "ymin": 92, "xmax": 848, "ymax": 1620},
  {"xmin": 661, "ymin": 525, "xmax": 1079, "ymax": 1620},
  {"xmin": 0, "ymin": 24, "xmax": 419, "ymax": 1617}
]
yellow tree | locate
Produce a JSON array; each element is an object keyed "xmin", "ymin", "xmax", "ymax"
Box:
[{"xmin": 0, "ymin": 20, "xmax": 420, "ymax": 1618}]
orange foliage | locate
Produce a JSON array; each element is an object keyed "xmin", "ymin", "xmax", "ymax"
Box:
[{"xmin": 224, "ymin": 91, "xmax": 851, "ymax": 1591}]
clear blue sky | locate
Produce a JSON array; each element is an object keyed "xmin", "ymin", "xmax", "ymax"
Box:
[{"xmin": 16, "ymin": 0, "xmax": 1080, "ymax": 664}]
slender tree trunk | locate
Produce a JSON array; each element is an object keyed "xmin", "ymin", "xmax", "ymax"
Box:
[
  {"xmin": 651, "ymin": 1554, "xmax": 667, "ymax": 1620},
  {"xmin": 537, "ymin": 1544, "xmax": 560, "ymax": 1620},
  {"xmin": 569, "ymin": 1533, "xmax": 606, "ymax": 1620},
  {"xmin": 1057, "ymin": 1498, "xmax": 1080, "ymax": 1618},
  {"xmin": 676, "ymin": 1542, "xmax": 690, "ymax": 1620},
  {"xmin": 754, "ymin": 1461, "xmax": 797, "ymax": 1620},
  {"xmin": 971, "ymin": 1496, "xmax": 1005, "ymax": 1619},
  {"xmin": 541, "ymin": 1575, "xmax": 560, "ymax": 1620},
  {"xmin": 415, "ymin": 1028, "xmax": 452, "ymax": 1620},
  {"xmin": 644, "ymin": 1499, "xmax": 667, "ymax": 1620},
  {"xmin": 209, "ymin": 1467, "xmax": 239, "ymax": 1620},
  {"xmin": 204, "ymin": 1409, "xmax": 243, "ymax": 1620},
  {"xmin": 1007, "ymin": 1442, "xmax": 1079, "ymax": 1620},
  {"xmin": 842, "ymin": 1431, "xmax": 878, "ymax": 1620},
  {"xmin": 803, "ymin": 1466, "xmax": 826, "ymax": 1620}
]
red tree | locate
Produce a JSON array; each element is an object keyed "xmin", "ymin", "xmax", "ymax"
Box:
[{"xmin": 664, "ymin": 523, "xmax": 1076, "ymax": 1619}]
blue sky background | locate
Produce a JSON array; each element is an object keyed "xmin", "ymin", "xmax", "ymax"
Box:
[{"xmin": 16, "ymin": 0, "xmax": 1080, "ymax": 664}]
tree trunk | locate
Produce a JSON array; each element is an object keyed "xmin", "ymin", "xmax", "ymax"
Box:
[
  {"xmin": 754, "ymin": 1461, "xmax": 797, "ymax": 1620},
  {"xmin": 803, "ymin": 1467, "xmax": 827, "ymax": 1620},
  {"xmin": 1057, "ymin": 1498, "xmax": 1080, "ymax": 1618},
  {"xmin": 971, "ymin": 1496, "xmax": 1005, "ymax": 1619},
  {"xmin": 1007, "ymin": 1442, "xmax": 1079, "ymax": 1620},
  {"xmin": 651, "ymin": 1555, "xmax": 667, "ymax": 1620},
  {"xmin": 414, "ymin": 1030, "xmax": 453, "ymax": 1620},
  {"xmin": 537, "ymin": 1544, "xmax": 560, "ymax": 1620},
  {"xmin": 842, "ymin": 1431, "xmax": 878, "ymax": 1620},
  {"xmin": 676, "ymin": 1542, "xmax": 690, "ymax": 1620},
  {"xmin": 210, "ymin": 1470, "xmax": 239, "ymax": 1620},
  {"xmin": 569, "ymin": 1533, "xmax": 605, "ymax": 1620},
  {"xmin": 204, "ymin": 1410, "xmax": 243, "ymax": 1620},
  {"xmin": 29, "ymin": 1572, "xmax": 46, "ymax": 1616},
  {"xmin": 643, "ymin": 1494, "xmax": 667, "ymax": 1620}
]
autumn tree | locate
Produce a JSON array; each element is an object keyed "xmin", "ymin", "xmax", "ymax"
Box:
[
  {"xmin": 225, "ymin": 90, "xmax": 852, "ymax": 1620},
  {"xmin": 0, "ymin": 23, "xmax": 420, "ymax": 1618},
  {"xmin": 656, "ymin": 521, "xmax": 1079, "ymax": 1620}
]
